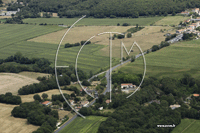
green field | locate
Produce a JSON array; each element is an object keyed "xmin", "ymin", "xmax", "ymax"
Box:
[
  {"xmin": 0, "ymin": 24, "xmax": 63, "ymax": 49},
  {"xmin": 0, "ymin": 40, "xmax": 116, "ymax": 73},
  {"xmin": 172, "ymin": 119, "xmax": 200, "ymax": 133},
  {"xmin": 119, "ymin": 39, "xmax": 200, "ymax": 78},
  {"xmin": 23, "ymin": 17, "xmax": 163, "ymax": 26},
  {"xmin": 59, "ymin": 116, "xmax": 107, "ymax": 133},
  {"xmin": 154, "ymin": 16, "xmax": 190, "ymax": 26},
  {"xmin": 0, "ymin": 24, "xmax": 120, "ymax": 73}
]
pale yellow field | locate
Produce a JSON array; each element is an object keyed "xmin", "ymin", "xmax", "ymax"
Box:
[
  {"xmin": 21, "ymin": 89, "xmax": 73, "ymax": 103},
  {"xmin": 0, "ymin": 73, "xmax": 40, "ymax": 95},
  {"xmin": 0, "ymin": 16, "xmax": 11, "ymax": 19},
  {"xmin": 18, "ymin": 71, "xmax": 50, "ymax": 80},
  {"xmin": 154, "ymin": 16, "xmax": 190, "ymax": 26},
  {"xmin": 0, "ymin": 103, "xmax": 39, "ymax": 133},
  {"xmin": 28, "ymin": 26, "xmax": 132, "ymax": 45},
  {"xmin": 28, "ymin": 25, "xmax": 174, "ymax": 58},
  {"xmin": 99, "ymin": 26, "xmax": 174, "ymax": 57}
]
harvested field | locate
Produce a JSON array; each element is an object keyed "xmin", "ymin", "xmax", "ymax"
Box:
[
  {"xmin": 28, "ymin": 26, "xmax": 131, "ymax": 45},
  {"xmin": 0, "ymin": 103, "xmax": 39, "ymax": 133},
  {"xmin": 20, "ymin": 89, "xmax": 73, "ymax": 103},
  {"xmin": 0, "ymin": 73, "xmax": 39, "ymax": 95}
]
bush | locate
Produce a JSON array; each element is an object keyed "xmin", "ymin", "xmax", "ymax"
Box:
[
  {"xmin": 127, "ymin": 33, "xmax": 132, "ymax": 38},
  {"xmin": 82, "ymin": 80, "xmax": 91, "ymax": 86},
  {"xmin": 110, "ymin": 15, "xmax": 116, "ymax": 18},
  {"xmin": 122, "ymin": 23, "xmax": 130, "ymax": 26},
  {"xmin": 117, "ymin": 34, "xmax": 125, "ymax": 39},
  {"xmin": 151, "ymin": 45, "xmax": 159, "ymax": 52}
]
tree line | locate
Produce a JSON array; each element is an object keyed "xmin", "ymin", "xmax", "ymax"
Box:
[
  {"xmin": 0, "ymin": 92, "xmax": 21, "ymax": 105},
  {"xmin": 64, "ymin": 41, "xmax": 91, "ymax": 48},
  {"xmin": 11, "ymin": 101, "xmax": 59, "ymax": 133},
  {"xmin": 6, "ymin": 0, "xmax": 200, "ymax": 19},
  {"xmin": 18, "ymin": 75, "xmax": 70, "ymax": 95}
]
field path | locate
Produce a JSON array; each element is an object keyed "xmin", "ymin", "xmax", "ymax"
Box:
[{"xmin": 181, "ymin": 120, "xmax": 196, "ymax": 133}]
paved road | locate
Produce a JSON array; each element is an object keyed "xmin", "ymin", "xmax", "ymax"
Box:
[
  {"xmin": 167, "ymin": 34, "xmax": 183, "ymax": 43},
  {"xmin": 54, "ymin": 115, "xmax": 77, "ymax": 133}
]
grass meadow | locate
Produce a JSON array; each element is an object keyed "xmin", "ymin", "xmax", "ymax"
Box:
[
  {"xmin": 0, "ymin": 24, "xmax": 117, "ymax": 73},
  {"xmin": 23, "ymin": 17, "xmax": 163, "ymax": 26},
  {"xmin": 119, "ymin": 39, "xmax": 200, "ymax": 78},
  {"xmin": 172, "ymin": 119, "xmax": 200, "ymax": 133},
  {"xmin": 59, "ymin": 116, "xmax": 107, "ymax": 133}
]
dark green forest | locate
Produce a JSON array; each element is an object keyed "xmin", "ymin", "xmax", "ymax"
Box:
[
  {"xmin": 73, "ymin": 73, "xmax": 200, "ymax": 133},
  {"xmin": 7, "ymin": 0, "xmax": 200, "ymax": 18}
]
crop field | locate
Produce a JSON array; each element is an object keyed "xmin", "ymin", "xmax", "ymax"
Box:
[
  {"xmin": 0, "ymin": 24, "xmax": 63, "ymax": 49},
  {"xmin": 100, "ymin": 26, "xmax": 174, "ymax": 57},
  {"xmin": 0, "ymin": 103, "xmax": 39, "ymax": 133},
  {"xmin": 23, "ymin": 17, "xmax": 163, "ymax": 26},
  {"xmin": 28, "ymin": 26, "xmax": 131, "ymax": 44},
  {"xmin": 59, "ymin": 116, "xmax": 107, "ymax": 133},
  {"xmin": 172, "ymin": 119, "xmax": 200, "ymax": 133},
  {"xmin": 28, "ymin": 25, "xmax": 174, "ymax": 58},
  {"xmin": 119, "ymin": 39, "xmax": 200, "ymax": 78},
  {"xmin": 154, "ymin": 16, "xmax": 190, "ymax": 26},
  {"xmin": 20, "ymin": 89, "xmax": 73, "ymax": 103},
  {"xmin": 0, "ymin": 73, "xmax": 40, "ymax": 95}
]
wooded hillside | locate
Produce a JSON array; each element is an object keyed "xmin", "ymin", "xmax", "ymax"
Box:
[{"xmin": 7, "ymin": 0, "xmax": 200, "ymax": 18}]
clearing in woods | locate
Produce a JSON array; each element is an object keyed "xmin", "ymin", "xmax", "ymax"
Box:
[
  {"xmin": 59, "ymin": 116, "xmax": 107, "ymax": 133},
  {"xmin": 0, "ymin": 103, "xmax": 39, "ymax": 133}
]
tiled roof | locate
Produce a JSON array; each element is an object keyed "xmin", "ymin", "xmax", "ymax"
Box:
[{"xmin": 42, "ymin": 101, "xmax": 50, "ymax": 105}]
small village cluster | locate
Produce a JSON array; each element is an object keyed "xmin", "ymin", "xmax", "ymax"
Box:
[{"xmin": 177, "ymin": 8, "xmax": 200, "ymax": 36}]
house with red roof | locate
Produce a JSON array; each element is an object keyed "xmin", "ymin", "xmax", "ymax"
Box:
[{"xmin": 41, "ymin": 101, "xmax": 52, "ymax": 106}]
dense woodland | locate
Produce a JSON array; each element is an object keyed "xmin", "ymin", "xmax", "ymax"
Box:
[
  {"xmin": 77, "ymin": 72, "xmax": 200, "ymax": 132},
  {"xmin": 95, "ymin": 74, "xmax": 200, "ymax": 133},
  {"xmin": 6, "ymin": 0, "xmax": 200, "ymax": 19}
]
